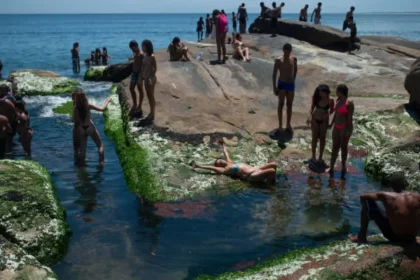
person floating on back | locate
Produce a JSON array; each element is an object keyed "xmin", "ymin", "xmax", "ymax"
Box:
[
  {"xmin": 272, "ymin": 43, "xmax": 298, "ymax": 135},
  {"xmin": 71, "ymin": 42, "xmax": 80, "ymax": 74},
  {"xmin": 139, "ymin": 40, "xmax": 157, "ymax": 125},
  {"xmin": 271, "ymin": 2, "xmax": 285, "ymax": 37},
  {"xmin": 347, "ymin": 16, "xmax": 360, "ymax": 53},
  {"xmin": 232, "ymin": 12, "xmax": 238, "ymax": 33},
  {"xmin": 349, "ymin": 172, "xmax": 419, "ymax": 245},
  {"xmin": 311, "ymin": 2, "xmax": 322, "ymax": 24},
  {"xmin": 299, "ymin": 5, "xmax": 309, "ymax": 22},
  {"xmin": 167, "ymin": 37, "xmax": 190, "ymax": 61},
  {"xmin": 191, "ymin": 139, "xmax": 278, "ymax": 184},
  {"xmin": 128, "ymin": 40, "xmax": 144, "ymax": 119},
  {"xmin": 343, "ymin": 6, "xmax": 355, "ymax": 31},
  {"xmin": 237, "ymin": 3, "xmax": 248, "ymax": 34},
  {"xmin": 102, "ymin": 47, "xmax": 111, "ymax": 65},
  {"xmin": 197, "ymin": 16, "xmax": 205, "ymax": 42}
]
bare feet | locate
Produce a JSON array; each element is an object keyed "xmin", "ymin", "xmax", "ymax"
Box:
[{"xmin": 349, "ymin": 234, "xmax": 367, "ymax": 243}]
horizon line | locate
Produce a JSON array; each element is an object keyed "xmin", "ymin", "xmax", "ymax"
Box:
[{"xmin": 1, "ymin": 11, "xmax": 420, "ymax": 15}]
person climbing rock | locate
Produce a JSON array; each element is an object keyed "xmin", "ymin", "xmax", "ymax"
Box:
[
  {"xmin": 343, "ymin": 6, "xmax": 355, "ymax": 31},
  {"xmin": 191, "ymin": 139, "xmax": 277, "ymax": 184}
]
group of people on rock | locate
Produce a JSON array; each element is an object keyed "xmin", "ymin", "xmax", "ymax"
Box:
[
  {"xmin": 71, "ymin": 43, "xmax": 112, "ymax": 74},
  {"xmin": 0, "ymin": 84, "xmax": 32, "ymax": 159}
]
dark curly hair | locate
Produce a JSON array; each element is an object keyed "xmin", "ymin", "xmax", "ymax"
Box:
[{"xmin": 141, "ymin": 40, "xmax": 154, "ymax": 55}]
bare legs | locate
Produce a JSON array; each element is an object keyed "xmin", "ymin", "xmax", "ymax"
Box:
[
  {"xmin": 349, "ymin": 200, "xmax": 369, "ymax": 243},
  {"xmin": 329, "ymin": 127, "xmax": 351, "ymax": 179},
  {"xmin": 311, "ymin": 120, "xmax": 319, "ymax": 162},
  {"xmin": 248, "ymin": 162, "xmax": 278, "ymax": 184},
  {"xmin": 74, "ymin": 125, "xmax": 104, "ymax": 165},
  {"xmin": 129, "ymin": 80, "xmax": 144, "ymax": 118},
  {"xmin": 144, "ymin": 80, "xmax": 156, "ymax": 120},
  {"xmin": 220, "ymin": 32, "xmax": 227, "ymax": 62},
  {"xmin": 277, "ymin": 91, "xmax": 294, "ymax": 132}
]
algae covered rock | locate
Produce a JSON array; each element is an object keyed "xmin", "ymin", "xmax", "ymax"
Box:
[
  {"xmin": 0, "ymin": 160, "xmax": 70, "ymax": 265},
  {"xmin": 9, "ymin": 70, "xmax": 80, "ymax": 97},
  {"xmin": 0, "ymin": 235, "xmax": 58, "ymax": 280},
  {"xmin": 52, "ymin": 101, "xmax": 73, "ymax": 115},
  {"xmin": 84, "ymin": 62, "xmax": 133, "ymax": 82},
  {"xmin": 365, "ymin": 130, "xmax": 420, "ymax": 191}
]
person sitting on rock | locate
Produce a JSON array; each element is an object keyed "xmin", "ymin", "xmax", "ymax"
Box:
[
  {"xmin": 299, "ymin": 5, "xmax": 309, "ymax": 22},
  {"xmin": 0, "ymin": 114, "xmax": 12, "ymax": 159},
  {"xmin": 306, "ymin": 84, "xmax": 335, "ymax": 167},
  {"xmin": 72, "ymin": 88, "xmax": 112, "ymax": 165},
  {"xmin": 349, "ymin": 172, "xmax": 419, "ymax": 245},
  {"xmin": 102, "ymin": 47, "xmax": 111, "ymax": 65},
  {"xmin": 167, "ymin": 37, "xmax": 190, "ymax": 62},
  {"xmin": 15, "ymin": 98, "xmax": 33, "ymax": 156},
  {"xmin": 191, "ymin": 139, "xmax": 277, "ymax": 184},
  {"xmin": 343, "ymin": 6, "xmax": 355, "ymax": 31},
  {"xmin": 311, "ymin": 2, "xmax": 322, "ymax": 24},
  {"xmin": 232, "ymin": 32, "xmax": 251, "ymax": 62}
]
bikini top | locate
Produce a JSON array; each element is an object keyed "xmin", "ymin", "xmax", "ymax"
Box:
[
  {"xmin": 316, "ymin": 103, "xmax": 329, "ymax": 111},
  {"xmin": 335, "ymin": 99, "xmax": 348, "ymax": 115}
]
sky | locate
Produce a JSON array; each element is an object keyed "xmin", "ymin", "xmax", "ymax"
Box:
[{"xmin": 1, "ymin": 0, "xmax": 419, "ymax": 14}]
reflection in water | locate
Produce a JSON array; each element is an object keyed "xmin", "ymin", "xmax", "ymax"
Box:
[{"xmin": 74, "ymin": 166, "xmax": 103, "ymax": 213}]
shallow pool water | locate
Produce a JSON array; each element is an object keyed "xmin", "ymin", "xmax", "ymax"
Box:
[{"xmin": 7, "ymin": 82, "xmax": 386, "ymax": 279}]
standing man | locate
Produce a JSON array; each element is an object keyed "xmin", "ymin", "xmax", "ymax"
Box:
[
  {"xmin": 343, "ymin": 6, "xmax": 355, "ymax": 31},
  {"xmin": 205, "ymin": 14, "xmax": 212, "ymax": 38},
  {"xmin": 311, "ymin": 2, "xmax": 322, "ymax": 24},
  {"xmin": 270, "ymin": 2, "xmax": 285, "ymax": 37},
  {"xmin": 299, "ymin": 5, "xmax": 309, "ymax": 22},
  {"xmin": 272, "ymin": 43, "xmax": 298, "ymax": 135},
  {"xmin": 238, "ymin": 3, "xmax": 248, "ymax": 34},
  {"xmin": 349, "ymin": 172, "xmax": 419, "ymax": 245}
]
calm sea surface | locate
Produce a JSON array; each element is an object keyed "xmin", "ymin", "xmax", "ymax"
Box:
[{"xmin": 0, "ymin": 13, "xmax": 415, "ymax": 280}]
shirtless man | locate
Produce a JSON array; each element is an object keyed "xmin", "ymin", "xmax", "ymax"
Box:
[
  {"xmin": 350, "ymin": 172, "xmax": 419, "ymax": 244},
  {"xmin": 272, "ymin": 43, "xmax": 298, "ymax": 135},
  {"xmin": 129, "ymin": 40, "xmax": 144, "ymax": 119},
  {"xmin": 0, "ymin": 114, "xmax": 12, "ymax": 158},
  {"xmin": 343, "ymin": 6, "xmax": 355, "ymax": 31},
  {"xmin": 270, "ymin": 2, "xmax": 285, "ymax": 37},
  {"xmin": 299, "ymin": 5, "xmax": 309, "ymax": 22},
  {"xmin": 0, "ymin": 84, "xmax": 16, "ymax": 154},
  {"xmin": 311, "ymin": 2, "xmax": 322, "ymax": 24}
]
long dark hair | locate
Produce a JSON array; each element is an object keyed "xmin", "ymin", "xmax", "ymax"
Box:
[
  {"xmin": 75, "ymin": 91, "xmax": 89, "ymax": 122},
  {"xmin": 336, "ymin": 84, "xmax": 349, "ymax": 98},
  {"xmin": 142, "ymin": 40, "xmax": 154, "ymax": 56},
  {"xmin": 312, "ymin": 84, "xmax": 330, "ymax": 106}
]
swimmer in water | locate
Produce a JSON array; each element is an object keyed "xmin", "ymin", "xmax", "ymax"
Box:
[
  {"xmin": 191, "ymin": 139, "xmax": 277, "ymax": 184},
  {"xmin": 71, "ymin": 42, "xmax": 80, "ymax": 74},
  {"xmin": 72, "ymin": 88, "xmax": 112, "ymax": 165}
]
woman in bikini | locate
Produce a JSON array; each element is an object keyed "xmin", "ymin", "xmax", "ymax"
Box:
[
  {"xmin": 306, "ymin": 84, "xmax": 335, "ymax": 166},
  {"xmin": 139, "ymin": 40, "xmax": 157, "ymax": 124},
  {"xmin": 213, "ymin": 9, "xmax": 229, "ymax": 64},
  {"xmin": 232, "ymin": 33, "xmax": 251, "ymax": 62},
  {"xmin": 191, "ymin": 139, "xmax": 277, "ymax": 184},
  {"xmin": 72, "ymin": 89, "xmax": 112, "ymax": 165},
  {"xmin": 328, "ymin": 84, "xmax": 354, "ymax": 180}
]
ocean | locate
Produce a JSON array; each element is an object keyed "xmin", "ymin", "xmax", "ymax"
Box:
[{"xmin": 0, "ymin": 13, "xmax": 420, "ymax": 77}]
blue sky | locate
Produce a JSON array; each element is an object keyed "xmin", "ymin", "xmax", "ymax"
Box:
[{"xmin": 1, "ymin": 0, "xmax": 419, "ymax": 14}]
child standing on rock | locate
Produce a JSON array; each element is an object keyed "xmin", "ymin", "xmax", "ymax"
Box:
[
  {"xmin": 139, "ymin": 40, "xmax": 157, "ymax": 125},
  {"xmin": 129, "ymin": 40, "xmax": 144, "ymax": 119}
]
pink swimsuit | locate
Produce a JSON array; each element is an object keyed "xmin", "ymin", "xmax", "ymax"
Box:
[
  {"xmin": 219, "ymin": 14, "xmax": 229, "ymax": 33},
  {"xmin": 335, "ymin": 98, "xmax": 348, "ymax": 130}
]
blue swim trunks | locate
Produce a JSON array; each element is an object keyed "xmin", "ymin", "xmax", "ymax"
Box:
[
  {"xmin": 277, "ymin": 80, "xmax": 295, "ymax": 92},
  {"xmin": 131, "ymin": 72, "xmax": 139, "ymax": 84}
]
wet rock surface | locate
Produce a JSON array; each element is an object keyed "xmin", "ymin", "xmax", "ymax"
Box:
[
  {"xmin": 84, "ymin": 61, "xmax": 133, "ymax": 82},
  {"xmin": 8, "ymin": 70, "xmax": 80, "ymax": 97}
]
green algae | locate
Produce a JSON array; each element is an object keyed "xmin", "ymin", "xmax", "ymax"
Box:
[
  {"xmin": 0, "ymin": 235, "xmax": 58, "ymax": 280},
  {"xmin": 0, "ymin": 160, "xmax": 70, "ymax": 266},
  {"xmin": 84, "ymin": 66, "xmax": 107, "ymax": 82},
  {"xmin": 52, "ymin": 101, "xmax": 72, "ymax": 115}
]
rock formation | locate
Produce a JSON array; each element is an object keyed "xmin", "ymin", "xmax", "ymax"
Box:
[
  {"xmin": 405, "ymin": 57, "xmax": 420, "ymax": 110},
  {"xmin": 84, "ymin": 61, "xmax": 133, "ymax": 82}
]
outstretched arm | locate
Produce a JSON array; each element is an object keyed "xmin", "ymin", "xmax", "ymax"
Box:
[
  {"xmin": 221, "ymin": 141, "xmax": 232, "ymax": 162},
  {"xmin": 193, "ymin": 164, "xmax": 226, "ymax": 174},
  {"xmin": 89, "ymin": 97, "xmax": 112, "ymax": 112}
]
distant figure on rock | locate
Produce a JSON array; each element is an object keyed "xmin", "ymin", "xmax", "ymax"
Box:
[
  {"xmin": 327, "ymin": 84, "xmax": 354, "ymax": 180},
  {"xmin": 167, "ymin": 37, "xmax": 190, "ymax": 62},
  {"xmin": 94, "ymin": 48, "xmax": 102, "ymax": 65},
  {"xmin": 343, "ymin": 6, "xmax": 355, "ymax": 31},
  {"xmin": 102, "ymin": 47, "xmax": 111, "ymax": 65},
  {"xmin": 272, "ymin": 43, "xmax": 298, "ymax": 135},
  {"xmin": 71, "ymin": 42, "xmax": 80, "ymax": 74},
  {"xmin": 299, "ymin": 5, "xmax": 309, "ymax": 22},
  {"xmin": 347, "ymin": 16, "xmax": 360, "ymax": 53},
  {"xmin": 349, "ymin": 172, "xmax": 419, "ymax": 245},
  {"xmin": 128, "ymin": 40, "xmax": 144, "ymax": 119},
  {"xmin": 232, "ymin": 32, "xmax": 251, "ymax": 62},
  {"xmin": 191, "ymin": 139, "xmax": 277, "ymax": 184},
  {"xmin": 306, "ymin": 84, "xmax": 335, "ymax": 167},
  {"xmin": 15, "ymin": 98, "xmax": 33, "ymax": 156},
  {"xmin": 270, "ymin": 2, "xmax": 285, "ymax": 37},
  {"xmin": 232, "ymin": 12, "xmax": 238, "ymax": 33},
  {"xmin": 139, "ymin": 40, "xmax": 157, "ymax": 124},
  {"xmin": 205, "ymin": 14, "xmax": 213, "ymax": 38},
  {"xmin": 72, "ymin": 88, "xmax": 112, "ymax": 165},
  {"xmin": 197, "ymin": 16, "xmax": 205, "ymax": 42},
  {"xmin": 0, "ymin": 114, "xmax": 11, "ymax": 159},
  {"xmin": 259, "ymin": 2, "xmax": 271, "ymax": 18},
  {"xmin": 311, "ymin": 2, "xmax": 322, "ymax": 24},
  {"xmin": 237, "ymin": 3, "xmax": 248, "ymax": 34},
  {"xmin": 213, "ymin": 9, "xmax": 229, "ymax": 64},
  {"xmin": 0, "ymin": 84, "xmax": 16, "ymax": 155}
]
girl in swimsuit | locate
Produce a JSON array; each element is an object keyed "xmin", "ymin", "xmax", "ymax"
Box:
[
  {"xmin": 72, "ymin": 89, "xmax": 112, "ymax": 165},
  {"xmin": 191, "ymin": 139, "xmax": 277, "ymax": 184},
  {"xmin": 140, "ymin": 40, "xmax": 157, "ymax": 124},
  {"xmin": 232, "ymin": 33, "xmax": 251, "ymax": 62},
  {"xmin": 328, "ymin": 84, "xmax": 354, "ymax": 180},
  {"xmin": 213, "ymin": 9, "xmax": 229, "ymax": 64},
  {"xmin": 102, "ymin": 47, "xmax": 111, "ymax": 65},
  {"xmin": 306, "ymin": 84, "xmax": 335, "ymax": 166}
]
